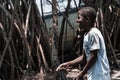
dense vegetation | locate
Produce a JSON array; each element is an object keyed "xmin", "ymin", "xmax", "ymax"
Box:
[{"xmin": 0, "ymin": 0, "xmax": 120, "ymax": 80}]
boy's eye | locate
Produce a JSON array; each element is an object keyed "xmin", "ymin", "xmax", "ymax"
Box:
[{"xmin": 78, "ymin": 16, "xmax": 80, "ymax": 19}]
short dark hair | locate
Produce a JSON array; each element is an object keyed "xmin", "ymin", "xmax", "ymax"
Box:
[{"xmin": 79, "ymin": 7, "xmax": 96, "ymax": 23}]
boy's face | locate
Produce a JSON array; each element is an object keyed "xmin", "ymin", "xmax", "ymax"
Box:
[{"xmin": 76, "ymin": 10, "xmax": 89, "ymax": 30}]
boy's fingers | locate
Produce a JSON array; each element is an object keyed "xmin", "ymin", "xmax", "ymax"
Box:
[{"xmin": 56, "ymin": 65, "xmax": 62, "ymax": 71}]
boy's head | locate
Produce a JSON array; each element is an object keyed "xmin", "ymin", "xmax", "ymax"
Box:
[
  {"xmin": 78, "ymin": 7, "xmax": 96, "ymax": 24},
  {"xmin": 76, "ymin": 7, "xmax": 96, "ymax": 30}
]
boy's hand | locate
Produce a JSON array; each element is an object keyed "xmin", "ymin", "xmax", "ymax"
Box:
[{"xmin": 56, "ymin": 62, "xmax": 70, "ymax": 71}]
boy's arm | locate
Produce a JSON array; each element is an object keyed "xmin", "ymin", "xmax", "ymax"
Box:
[
  {"xmin": 79, "ymin": 50, "xmax": 97, "ymax": 76},
  {"xmin": 56, "ymin": 50, "xmax": 85, "ymax": 71},
  {"xmin": 68, "ymin": 50, "xmax": 86, "ymax": 65}
]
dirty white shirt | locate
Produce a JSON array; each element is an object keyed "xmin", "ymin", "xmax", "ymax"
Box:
[{"xmin": 83, "ymin": 28, "xmax": 111, "ymax": 80}]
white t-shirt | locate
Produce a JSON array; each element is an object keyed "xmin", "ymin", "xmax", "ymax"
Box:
[{"xmin": 83, "ymin": 28, "xmax": 111, "ymax": 80}]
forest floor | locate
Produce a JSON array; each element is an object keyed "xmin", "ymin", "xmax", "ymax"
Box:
[
  {"xmin": 111, "ymin": 68, "xmax": 120, "ymax": 80},
  {"xmin": 21, "ymin": 68, "xmax": 120, "ymax": 80}
]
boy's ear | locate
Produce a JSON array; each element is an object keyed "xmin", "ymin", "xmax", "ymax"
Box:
[{"xmin": 86, "ymin": 16, "xmax": 90, "ymax": 22}]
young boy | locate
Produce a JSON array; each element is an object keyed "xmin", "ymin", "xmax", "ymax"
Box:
[{"xmin": 56, "ymin": 7, "xmax": 111, "ymax": 80}]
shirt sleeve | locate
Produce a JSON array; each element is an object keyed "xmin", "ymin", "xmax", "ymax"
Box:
[{"xmin": 89, "ymin": 33, "xmax": 100, "ymax": 51}]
